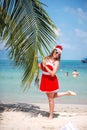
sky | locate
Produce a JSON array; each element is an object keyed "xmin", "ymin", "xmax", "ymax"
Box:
[
  {"xmin": 0, "ymin": 0, "xmax": 87, "ymax": 60},
  {"xmin": 40, "ymin": 0, "xmax": 87, "ymax": 60}
]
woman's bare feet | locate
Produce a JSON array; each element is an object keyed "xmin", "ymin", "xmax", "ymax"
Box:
[
  {"xmin": 49, "ymin": 114, "xmax": 53, "ymax": 119},
  {"xmin": 67, "ymin": 90, "xmax": 76, "ymax": 96}
]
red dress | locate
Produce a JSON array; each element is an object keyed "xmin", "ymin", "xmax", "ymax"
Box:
[{"xmin": 40, "ymin": 59, "xmax": 59, "ymax": 93}]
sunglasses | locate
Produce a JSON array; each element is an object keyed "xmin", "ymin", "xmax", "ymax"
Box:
[{"xmin": 54, "ymin": 51, "xmax": 59, "ymax": 54}]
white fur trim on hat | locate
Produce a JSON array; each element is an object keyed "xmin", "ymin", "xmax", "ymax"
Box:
[{"xmin": 55, "ymin": 45, "xmax": 63, "ymax": 53}]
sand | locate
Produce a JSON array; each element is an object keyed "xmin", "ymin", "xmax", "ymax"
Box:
[{"xmin": 0, "ymin": 103, "xmax": 87, "ymax": 130}]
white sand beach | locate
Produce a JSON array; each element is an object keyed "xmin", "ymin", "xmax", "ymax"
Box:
[{"xmin": 0, "ymin": 103, "xmax": 87, "ymax": 130}]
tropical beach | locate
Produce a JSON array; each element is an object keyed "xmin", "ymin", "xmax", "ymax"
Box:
[
  {"xmin": 0, "ymin": 59, "xmax": 87, "ymax": 130},
  {"xmin": 0, "ymin": 0, "xmax": 87, "ymax": 129},
  {"xmin": 0, "ymin": 103, "xmax": 87, "ymax": 130}
]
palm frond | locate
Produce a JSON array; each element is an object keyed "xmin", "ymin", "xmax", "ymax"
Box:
[{"xmin": 0, "ymin": 0, "xmax": 58, "ymax": 90}]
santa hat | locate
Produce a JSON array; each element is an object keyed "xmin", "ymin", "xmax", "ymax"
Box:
[{"xmin": 55, "ymin": 45, "xmax": 63, "ymax": 53}]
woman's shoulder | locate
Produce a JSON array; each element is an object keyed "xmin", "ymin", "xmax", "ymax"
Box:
[
  {"xmin": 54, "ymin": 60, "xmax": 59, "ymax": 66},
  {"xmin": 54, "ymin": 60, "xmax": 59, "ymax": 63}
]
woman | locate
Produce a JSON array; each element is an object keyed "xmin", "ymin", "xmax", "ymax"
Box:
[{"xmin": 38, "ymin": 45, "xmax": 76, "ymax": 119}]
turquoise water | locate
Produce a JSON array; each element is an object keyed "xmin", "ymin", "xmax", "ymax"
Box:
[{"xmin": 0, "ymin": 59, "xmax": 87, "ymax": 104}]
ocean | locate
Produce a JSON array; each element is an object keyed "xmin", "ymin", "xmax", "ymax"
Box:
[{"xmin": 0, "ymin": 59, "xmax": 87, "ymax": 105}]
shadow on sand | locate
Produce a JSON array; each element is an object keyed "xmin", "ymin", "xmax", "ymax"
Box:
[{"xmin": 0, "ymin": 103, "xmax": 59, "ymax": 118}]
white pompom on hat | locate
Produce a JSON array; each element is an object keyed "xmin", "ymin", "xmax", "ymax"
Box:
[{"xmin": 55, "ymin": 45, "xmax": 63, "ymax": 53}]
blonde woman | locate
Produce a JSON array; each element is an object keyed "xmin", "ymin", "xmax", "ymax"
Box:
[{"xmin": 38, "ymin": 45, "xmax": 76, "ymax": 119}]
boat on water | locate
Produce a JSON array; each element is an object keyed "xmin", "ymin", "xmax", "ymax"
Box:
[{"xmin": 81, "ymin": 57, "xmax": 87, "ymax": 63}]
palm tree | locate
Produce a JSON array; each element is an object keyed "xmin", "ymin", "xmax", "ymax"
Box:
[{"xmin": 0, "ymin": 0, "xmax": 58, "ymax": 90}]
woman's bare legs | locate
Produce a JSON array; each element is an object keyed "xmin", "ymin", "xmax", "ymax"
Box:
[
  {"xmin": 46, "ymin": 92, "xmax": 55, "ymax": 119},
  {"xmin": 46, "ymin": 91, "xmax": 76, "ymax": 119},
  {"xmin": 54, "ymin": 90, "xmax": 76, "ymax": 98}
]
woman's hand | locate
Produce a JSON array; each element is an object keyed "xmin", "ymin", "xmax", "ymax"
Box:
[{"xmin": 45, "ymin": 61, "xmax": 59, "ymax": 77}]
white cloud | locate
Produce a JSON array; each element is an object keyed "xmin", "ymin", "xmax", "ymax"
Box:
[
  {"xmin": 61, "ymin": 42, "xmax": 75, "ymax": 50},
  {"xmin": 75, "ymin": 28, "xmax": 87, "ymax": 44},
  {"xmin": 53, "ymin": 28, "xmax": 62, "ymax": 38},
  {"xmin": 57, "ymin": 28, "xmax": 63, "ymax": 36},
  {"xmin": 75, "ymin": 29, "xmax": 87, "ymax": 37},
  {"xmin": 65, "ymin": 7, "xmax": 87, "ymax": 24}
]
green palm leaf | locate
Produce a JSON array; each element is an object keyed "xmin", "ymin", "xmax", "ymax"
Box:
[{"xmin": 0, "ymin": 0, "xmax": 58, "ymax": 90}]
